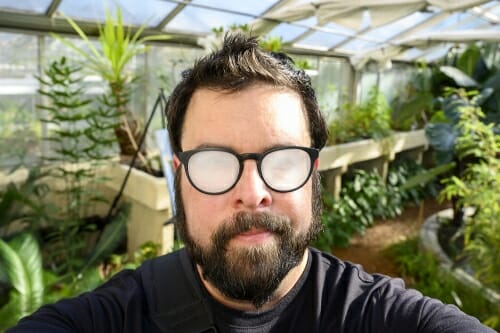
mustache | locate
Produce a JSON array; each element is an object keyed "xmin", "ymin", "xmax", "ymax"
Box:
[{"xmin": 213, "ymin": 212, "xmax": 292, "ymax": 248}]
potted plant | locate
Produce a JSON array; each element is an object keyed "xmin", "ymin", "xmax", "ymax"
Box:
[
  {"xmin": 54, "ymin": 6, "xmax": 170, "ymax": 167},
  {"xmin": 52, "ymin": 9, "xmax": 176, "ymax": 253}
]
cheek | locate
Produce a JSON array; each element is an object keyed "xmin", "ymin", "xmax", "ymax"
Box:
[
  {"xmin": 278, "ymin": 184, "xmax": 314, "ymax": 232},
  {"xmin": 180, "ymin": 175, "xmax": 227, "ymax": 245}
]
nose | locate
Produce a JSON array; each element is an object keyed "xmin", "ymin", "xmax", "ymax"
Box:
[{"xmin": 232, "ymin": 160, "xmax": 272, "ymax": 210}]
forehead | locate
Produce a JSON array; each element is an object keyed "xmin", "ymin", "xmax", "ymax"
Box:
[{"xmin": 181, "ymin": 84, "xmax": 311, "ymax": 151}]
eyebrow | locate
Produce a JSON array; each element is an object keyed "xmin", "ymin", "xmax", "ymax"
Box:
[{"xmin": 190, "ymin": 143, "xmax": 304, "ymax": 153}]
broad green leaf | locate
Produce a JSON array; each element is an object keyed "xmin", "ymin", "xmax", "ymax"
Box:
[
  {"xmin": 0, "ymin": 233, "xmax": 44, "ymax": 317},
  {"xmin": 81, "ymin": 204, "xmax": 130, "ymax": 272},
  {"xmin": 440, "ymin": 66, "xmax": 478, "ymax": 88}
]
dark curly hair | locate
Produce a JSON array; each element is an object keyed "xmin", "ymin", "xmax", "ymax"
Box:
[{"xmin": 165, "ymin": 32, "xmax": 328, "ymax": 153}]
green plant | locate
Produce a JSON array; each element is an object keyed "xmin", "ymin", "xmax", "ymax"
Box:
[
  {"xmin": 390, "ymin": 61, "xmax": 434, "ymax": 131},
  {"xmin": 313, "ymin": 188, "xmax": 370, "ymax": 250},
  {"xmin": 0, "ymin": 216, "xmax": 129, "ymax": 330},
  {"xmin": 387, "ymin": 237, "xmax": 499, "ymax": 330},
  {"xmin": 438, "ymin": 93, "xmax": 500, "ymax": 290},
  {"xmin": 388, "ymin": 158, "xmax": 438, "ymax": 206},
  {"xmin": 0, "ymin": 166, "xmax": 53, "ymax": 237},
  {"xmin": 315, "ymin": 160, "xmax": 436, "ymax": 252},
  {"xmin": 54, "ymin": 7, "xmax": 170, "ymax": 165},
  {"xmin": 100, "ymin": 240, "xmax": 161, "ymax": 278},
  {"xmin": 0, "ymin": 99, "xmax": 41, "ymax": 164},
  {"xmin": 315, "ymin": 169, "xmax": 401, "ymax": 250},
  {"xmin": 433, "ymin": 44, "xmax": 500, "ymax": 120},
  {"xmin": 0, "ymin": 233, "xmax": 44, "ymax": 329},
  {"xmin": 328, "ymin": 86, "xmax": 392, "ymax": 144},
  {"xmin": 36, "ymin": 56, "xmax": 128, "ymax": 277}
]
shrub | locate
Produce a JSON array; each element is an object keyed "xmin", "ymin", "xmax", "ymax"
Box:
[
  {"xmin": 316, "ymin": 159, "xmax": 438, "ymax": 251},
  {"xmin": 438, "ymin": 90, "xmax": 500, "ymax": 290},
  {"xmin": 387, "ymin": 237, "xmax": 499, "ymax": 330},
  {"xmin": 328, "ymin": 86, "xmax": 392, "ymax": 144}
]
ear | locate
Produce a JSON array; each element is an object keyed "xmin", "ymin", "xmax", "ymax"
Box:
[
  {"xmin": 313, "ymin": 158, "xmax": 319, "ymax": 169},
  {"xmin": 173, "ymin": 154, "xmax": 181, "ymax": 171}
]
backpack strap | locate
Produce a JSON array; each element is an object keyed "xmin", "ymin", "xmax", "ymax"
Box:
[{"xmin": 141, "ymin": 249, "xmax": 217, "ymax": 333}]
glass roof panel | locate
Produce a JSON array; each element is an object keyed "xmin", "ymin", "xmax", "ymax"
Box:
[
  {"xmin": 479, "ymin": 1, "xmax": 500, "ymax": 10},
  {"xmin": 267, "ymin": 23, "xmax": 309, "ymax": 42},
  {"xmin": 421, "ymin": 12, "xmax": 471, "ymax": 33},
  {"xmin": 363, "ymin": 11, "xmax": 432, "ymax": 41},
  {"xmin": 166, "ymin": 4, "xmax": 254, "ymax": 34},
  {"xmin": 297, "ymin": 31, "xmax": 349, "ymax": 50},
  {"xmin": 337, "ymin": 38, "xmax": 378, "ymax": 53},
  {"xmin": 0, "ymin": 0, "xmax": 52, "ymax": 14},
  {"xmin": 397, "ymin": 47, "xmax": 427, "ymax": 61},
  {"xmin": 487, "ymin": 3, "xmax": 500, "ymax": 16},
  {"xmin": 267, "ymin": 17, "xmax": 318, "ymax": 43},
  {"xmin": 57, "ymin": 0, "xmax": 178, "ymax": 26},
  {"xmin": 421, "ymin": 44, "xmax": 452, "ymax": 62},
  {"xmin": 192, "ymin": 0, "xmax": 276, "ymax": 16},
  {"xmin": 453, "ymin": 16, "xmax": 489, "ymax": 30},
  {"xmin": 294, "ymin": 22, "xmax": 354, "ymax": 49}
]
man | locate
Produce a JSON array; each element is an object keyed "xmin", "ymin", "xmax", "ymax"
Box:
[{"xmin": 8, "ymin": 33, "xmax": 494, "ymax": 333}]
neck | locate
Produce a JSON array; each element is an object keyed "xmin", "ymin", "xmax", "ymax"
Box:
[{"xmin": 197, "ymin": 250, "xmax": 309, "ymax": 312}]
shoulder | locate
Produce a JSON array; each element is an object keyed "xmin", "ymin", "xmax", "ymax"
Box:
[
  {"xmin": 307, "ymin": 248, "xmax": 494, "ymax": 332},
  {"xmin": 308, "ymin": 247, "xmax": 404, "ymax": 291}
]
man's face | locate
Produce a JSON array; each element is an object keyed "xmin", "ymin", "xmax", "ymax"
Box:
[{"xmin": 174, "ymin": 83, "xmax": 321, "ymax": 308}]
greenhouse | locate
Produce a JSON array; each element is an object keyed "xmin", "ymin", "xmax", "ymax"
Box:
[{"xmin": 0, "ymin": 0, "xmax": 499, "ymax": 331}]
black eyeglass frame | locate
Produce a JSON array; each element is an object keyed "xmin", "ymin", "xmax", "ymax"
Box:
[{"xmin": 177, "ymin": 146, "xmax": 319, "ymax": 195}]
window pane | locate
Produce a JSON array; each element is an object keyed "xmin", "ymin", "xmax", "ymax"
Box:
[
  {"xmin": 193, "ymin": 0, "xmax": 275, "ymax": 16},
  {"xmin": 57, "ymin": 0, "xmax": 177, "ymax": 26},
  {"xmin": 315, "ymin": 57, "xmax": 349, "ymax": 122},
  {"xmin": 0, "ymin": 32, "xmax": 41, "ymax": 167},
  {"xmin": 0, "ymin": 0, "xmax": 52, "ymax": 14},
  {"xmin": 144, "ymin": 45, "xmax": 204, "ymax": 149},
  {"xmin": 166, "ymin": 5, "xmax": 253, "ymax": 34}
]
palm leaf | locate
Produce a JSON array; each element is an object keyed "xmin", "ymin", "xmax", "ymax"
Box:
[
  {"xmin": 402, "ymin": 162, "xmax": 456, "ymax": 190},
  {"xmin": 80, "ymin": 204, "xmax": 130, "ymax": 272}
]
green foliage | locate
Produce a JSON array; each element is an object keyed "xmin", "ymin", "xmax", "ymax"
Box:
[
  {"xmin": 0, "ymin": 166, "xmax": 53, "ymax": 236},
  {"xmin": 0, "ymin": 98, "xmax": 40, "ymax": 164},
  {"xmin": 258, "ymin": 35, "xmax": 283, "ymax": 52},
  {"xmin": 54, "ymin": 6, "xmax": 170, "ymax": 161},
  {"xmin": 314, "ymin": 188, "xmax": 372, "ymax": 250},
  {"xmin": 388, "ymin": 158, "xmax": 439, "ymax": 205},
  {"xmin": 102, "ymin": 240, "xmax": 161, "ymax": 277},
  {"xmin": 387, "ymin": 237, "xmax": 499, "ymax": 331},
  {"xmin": 36, "ymin": 56, "xmax": 125, "ymax": 277},
  {"xmin": 316, "ymin": 159, "xmax": 438, "ymax": 251},
  {"xmin": 391, "ymin": 62, "xmax": 434, "ymax": 131},
  {"xmin": 328, "ymin": 86, "xmax": 392, "ymax": 144},
  {"xmin": 0, "ymin": 233, "xmax": 44, "ymax": 329},
  {"xmin": 55, "ymin": 7, "xmax": 169, "ymax": 90},
  {"xmin": 80, "ymin": 204, "xmax": 130, "ymax": 274},
  {"xmin": 0, "ymin": 220, "xmax": 129, "ymax": 330},
  {"xmin": 343, "ymin": 169, "xmax": 402, "ymax": 220},
  {"xmin": 433, "ymin": 44, "xmax": 500, "ymax": 118},
  {"xmin": 438, "ymin": 92, "xmax": 500, "ymax": 290}
]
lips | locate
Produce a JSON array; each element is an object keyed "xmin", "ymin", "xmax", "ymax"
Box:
[{"xmin": 232, "ymin": 228, "xmax": 273, "ymax": 244}]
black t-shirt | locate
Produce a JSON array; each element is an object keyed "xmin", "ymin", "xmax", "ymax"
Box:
[{"xmin": 8, "ymin": 248, "xmax": 495, "ymax": 333}]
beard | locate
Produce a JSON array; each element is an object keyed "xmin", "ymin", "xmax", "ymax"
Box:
[{"xmin": 174, "ymin": 170, "xmax": 323, "ymax": 308}]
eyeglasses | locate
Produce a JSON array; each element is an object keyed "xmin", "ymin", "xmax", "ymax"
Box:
[{"xmin": 177, "ymin": 146, "xmax": 319, "ymax": 195}]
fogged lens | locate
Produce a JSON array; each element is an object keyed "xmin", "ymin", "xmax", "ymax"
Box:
[
  {"xmin": 261, "ymin": 148, "xmax": 311, "ymax": 192},
  {"xmin": 187, "ymin": 150, "xmax": 240, "ymax": 194}
]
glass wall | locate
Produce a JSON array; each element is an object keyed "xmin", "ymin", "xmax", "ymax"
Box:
[
  {"xmin": 0, "ymin": 29, "xmax": 358, "ymax": 169},
  {"xmin": 0, "ymin": 32, "xmax": 40, "ymax": 167},
  {"xmin": 357, "ymin": 62, "xmax": 416, "ymax": 106}
]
